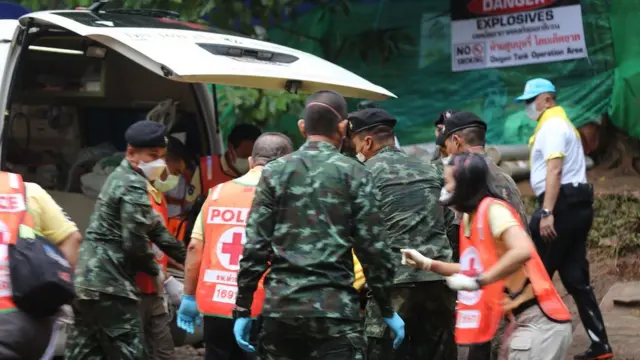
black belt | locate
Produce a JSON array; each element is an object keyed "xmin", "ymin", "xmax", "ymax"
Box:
[{"xmin": 512, "ymin": 298, "xmax": 538, "ymax": 317}]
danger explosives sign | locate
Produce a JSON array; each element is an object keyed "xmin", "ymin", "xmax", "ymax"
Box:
[{"xmin": 450, "ymin": 0, "xmax": 588, "ymax": 71}]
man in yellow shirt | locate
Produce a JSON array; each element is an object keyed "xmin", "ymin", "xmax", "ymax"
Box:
[{"xmin": 0, "ymin": 179, "xmax": 82, "ymax": 359}]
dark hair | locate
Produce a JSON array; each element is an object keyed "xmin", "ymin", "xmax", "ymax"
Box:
[
  {"xmin": 303, "ymin": 90, "xmax": 348, "ymax": 137},
  {"xmin": 455, "ymin": 127, "xmax": 486, "ymax": 147},
  {"xmin": 251, "ymin": 132, "xmax": 294, "ymax": 165},
  {"xmin": 167, "ymin": 135, "xmax": 193, "ymax": 164},
  {"xmin": 358, "ymin": 125, "xmax": 395, "ymax": 143},
  {"xmin": 228, "ymin": 123, "xmax": 262, "ymax": 148},
  {"xmin": 442, "ymin": 152, "xmax": 505, "ymax": 213}
]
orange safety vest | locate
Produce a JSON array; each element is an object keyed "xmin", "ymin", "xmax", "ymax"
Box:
[
  {"xmin": 199, "ymin": 155, "xmax": 235, "ymax": 194},
  {"xmin": 196, "ymin": 177, "xmax": 265, "ymax": 318},
  {"xmin": 0, "ymin": 172, "xmax": 36, "ymax": 312},
  {"xmin": 455, "ymin": 197, "xmax": 571, "ymax": 345},
  {"xmin": 135, "ymin": 189, "xmax": 170, "ymax": 294}
]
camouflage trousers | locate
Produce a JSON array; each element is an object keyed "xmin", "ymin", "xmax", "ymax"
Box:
[
  {"xmin": 258, "ymin": 317, "xmax": 365, "ymax": 360},
  {"xmin": 65, "ymin": 293, "xmax": 146, "ymax": 360},
  {"xmin": 365, "ymin": 281, "xmax": 457, "ymax": 360}
]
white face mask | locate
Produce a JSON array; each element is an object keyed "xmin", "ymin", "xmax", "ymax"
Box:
[
  {"xmin": 154, "ymin": 174, "xmax": 180, "ymax": 193},
  {"xmin": 439, "ymin": 187, "xmax": 453, "ymax": 203},
  {"xmin": 138, "ymin": 159, "xmax": 167, "ymax": 182},
  {"xmin": 356, "ymin": 153, "xmax": 366, "ymax": 163},
  {"xmin": 526, "ymin": 101, "xmax": 541, "ymax": 121},
  {"xmin": 441, "ymin": 155, "xmax": 452, "ymax": 165},
  {"xmin": 234, "ymin": 158, "xmax": 250, "ymax": 174}
]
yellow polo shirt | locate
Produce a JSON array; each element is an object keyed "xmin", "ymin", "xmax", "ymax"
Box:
[{"xmin": 25, "ymin": 182, "xmax": 79, "ymax": 244}]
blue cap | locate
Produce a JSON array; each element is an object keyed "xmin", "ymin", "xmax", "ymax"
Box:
[{"xmin": 514, "ymin": 78, "xmax": 556, "ymax": 103}]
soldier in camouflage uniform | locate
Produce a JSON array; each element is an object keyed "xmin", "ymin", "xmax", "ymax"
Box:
[
  {"xmin": 66, "ymin": 120, "xmax": 187, "ymax": 360},
  {"xmin": 438, "ymin": 112, "xmax": 529, "ymax": 360},
  {"xmin": 233, "ymin": 90, "xmax": 405, "ymax": 360},
  {"xmin": 347, "ymin": 108, "xmax": 457, "ymax": 360},
  {"xmin": 432, "ymin": 110, "xmax": 461, "ymax": 261}
]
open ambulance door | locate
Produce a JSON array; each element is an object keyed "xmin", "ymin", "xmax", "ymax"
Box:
[{"xmin": 19, "ymin": 11, "xmax": 397, "ymax": 100}]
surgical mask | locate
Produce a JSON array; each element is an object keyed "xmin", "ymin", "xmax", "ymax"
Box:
[
  {"xmin": 234, "ymin": 158, "xmax": 250, "ymax": 174},
  {"xmin": 526, "ymin": 101, "xmax": 541, "ymax": 121},
  {"xmin": 439, "ymin": 187, "xmax": 453, "ymax": 203},
  {"xmin": 441, "ymin": 155, "xmax": 452, "ymax": 165},
  {"xmin": 154, "ymin": 174, "xmax": 180, "ymax": 193},
  {"xmin": 356, "ymin": 153, "xmax": 366, "ymax": 163},
  {"xmin": 138, "ymin": 159, "xmax": 167, "ymax": 182}
]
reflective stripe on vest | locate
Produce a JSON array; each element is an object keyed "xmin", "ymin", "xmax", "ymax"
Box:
[
  {"xmin": 0, "ymin": 172, "xmax": 35, "ymax": 312},
  {"xmin": 199, "ymin": 155, "xmax": 234, "ymax": 194},
  {"xmin": 135, "ymin": 190, "xmax": 170, "ymax": 294},
  {"xmin": 455, "ymin": 197, "xmax": 570, "ymax": 345},
  {"xmin": 196, "ymin": 177, "xmax": 265, "ymax": 318}
]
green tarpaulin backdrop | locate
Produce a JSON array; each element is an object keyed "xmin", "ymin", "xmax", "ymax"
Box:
[{"xmin": 216, "ymin": 0, "xmax": 640, "ymax": 146}]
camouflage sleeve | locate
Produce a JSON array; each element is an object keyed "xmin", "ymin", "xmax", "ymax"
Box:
[
  {"xmin": 121, "ymin": 181, "xmax": 160, "ymax": 276},
  {"xmin": 148, "ymin": 221, "xmax": 186, "ymax": 264},
  {"xmin": 351, "ymin": 170, "xmax": 395, "ymax": 318},
  {"xmin": 236, "ymin": 172, "xmax": 274, "ymax": 310}
]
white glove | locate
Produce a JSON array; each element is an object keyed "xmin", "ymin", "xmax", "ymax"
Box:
[
  {"xmin": 164, "ymin": 276, "xmax": 184, "ymax": 306},
  {"xmin": 445, "ymin": 274, "xmax": 480, "ymax": 291},
  {"xmin": 400, "ymin": 249, "xmax": 433, "ymax": 270}
]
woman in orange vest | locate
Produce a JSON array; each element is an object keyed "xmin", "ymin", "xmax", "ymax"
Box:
[{"xmin": 401, "ymin": 152, "xmax": 572, "ymax": 360}]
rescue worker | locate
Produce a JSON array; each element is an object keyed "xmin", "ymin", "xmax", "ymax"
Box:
[
  {"xmin": 438, "ymin": 112, "xmax": 529, "ymax": 360},
  {"xmin": 401, "ymin": 152, "xmax": 573, "ymax": 360},
  {"xmin": 347, "ymin": 108, "xmax": 456, "ymax": 360},
  {"xmin": 197, "ymin": 124, "xmax": 262, "ymax": 192},
  {"xmin": 233, "ymin": 90, "xmax": 405, "ymax": 359},
  {"xmin": 67, "ymin": 120, "xmax": 187, "ymax": 360},
  {"xmin": 155, "ymin": 136, "xmax": 195, "ymax": 253},
  {"xmin": 515, "ymin": 78, "xmax": 613, "ymax": 360},
  {"xmin": 0, "ymin": 172, "xmax": 82, "ymax": 359},
  {"xmin": 432, "ymin": 110, "xmax": 461, "ymax": 262},
  {"xmin": 177, "ymin": 132, "xmax": 294, "ymax": 360}
]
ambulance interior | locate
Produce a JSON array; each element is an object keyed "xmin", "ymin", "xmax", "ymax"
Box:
[{"xmin": 3, "ymin": 35, "xmax": 212, "ymax": 234}]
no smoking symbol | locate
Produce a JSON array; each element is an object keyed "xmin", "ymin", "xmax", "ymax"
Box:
[{"xmin": 473, "ymin": 44, "xmax": 484, "ymax": 57}]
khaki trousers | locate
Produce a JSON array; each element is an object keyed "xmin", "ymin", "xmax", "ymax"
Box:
[{"xmin": 502, "ymin": 305, "xmax": 572, "ymax": 360}]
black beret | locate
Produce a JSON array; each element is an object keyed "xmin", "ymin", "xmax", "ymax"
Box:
[
  {"xmin": 434, "ymin": 109, "xmax": 460, "ymax": 126},
  {"xmin": 347, "ymin": 108, "xmax": 397, "ymax": 135},
  {"xmin": 125, "ymin": 120, "xmax": 167, "ymax": 148},
  {"xmin": 435, "ymin": 112, "xmax": 486, "ymax": 147}
]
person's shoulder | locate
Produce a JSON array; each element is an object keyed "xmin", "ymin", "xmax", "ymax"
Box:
[{"xmin": 542, "ymin": 117, "xmax": 572, "ymax": 134}]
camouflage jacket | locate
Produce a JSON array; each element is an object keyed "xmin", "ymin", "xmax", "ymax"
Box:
[
  {"xmin": 366, "ymin": 146, "xmax": 452, "ymax": 284},
  {"xmin": 236, "ymin": 141, "xmax": 395, "ymax": 320},
  {"xmin": 74, "ymin": 160, "xmax": 186, "ymax": 301},
  {"xmin": 485, "ymin": 157, "xmax": 529, "ymax": 232}
]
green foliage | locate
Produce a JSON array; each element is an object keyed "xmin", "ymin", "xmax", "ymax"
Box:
[{"xmin": 217, "ymin": 86, "xmax": 306, "ymax": 128}]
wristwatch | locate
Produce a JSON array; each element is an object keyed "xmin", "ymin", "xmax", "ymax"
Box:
[
  {"xmin": 232, "ymin": 306, "xmax": 251, "ymax": 319},
  {"xmin": 541, "ymin": 208, "xmax": 552, "ymax": 218}
]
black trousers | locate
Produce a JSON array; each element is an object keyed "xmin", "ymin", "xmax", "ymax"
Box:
[
  {"xmin": 203, "ymin": 316, "xmax": 256, "ymax": 360},
  {"xmin": 530, "ymin": 183, "xmax": 609, "ymax": 348}
]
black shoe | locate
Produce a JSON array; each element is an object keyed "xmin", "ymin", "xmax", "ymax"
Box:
[{"xmin": 573, "ymin": 344, "xmax": 614, "ymax": 360}]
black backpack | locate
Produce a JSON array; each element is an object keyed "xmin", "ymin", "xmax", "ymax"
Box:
[{"xmin": 5, "ymin": 174, "xmax": 75, "ymax": 318}]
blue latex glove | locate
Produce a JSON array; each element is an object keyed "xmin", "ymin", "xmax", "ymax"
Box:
[
  {"xmin": 233, "ymin": 317, "xmax": 256, "ymax": 352},
  {"xmin": 383, "ymin": 312, "xmax": 406, "ymax": 349},
  {"xmin": 176, "ymin": 295, "xmax": 201, "ymax": 334}
]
